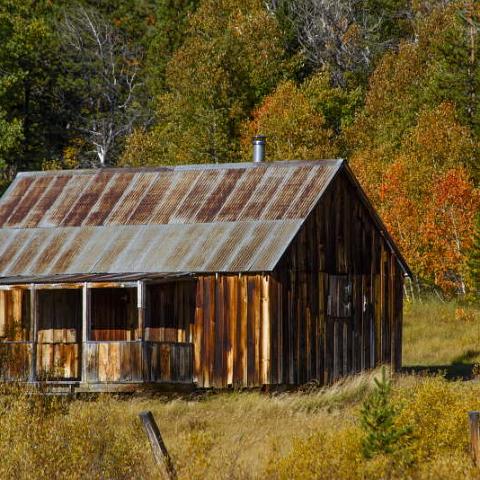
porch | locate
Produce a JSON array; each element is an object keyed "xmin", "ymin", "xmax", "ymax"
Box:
[{"xmin": 0, "ymin": 280, "xmax": 195, "ymax": 391}]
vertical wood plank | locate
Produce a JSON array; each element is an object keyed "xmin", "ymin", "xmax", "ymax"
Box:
[{"xmin": 260, "ymin": 275, "xmax": 270, "ymax": 385}]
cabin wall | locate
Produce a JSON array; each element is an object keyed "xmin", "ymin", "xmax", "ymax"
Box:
[
  {"xmin": 37, "ymin": 289, "xmax": 81, "ymax": 379},
  {"xmin": 0, "ymin": 288, "xmax": 31, "ymax": 380},
  {"xmin": 271, "ymin": 171, "xmax": 404, "ymax": 385},
  {"xmin": 192, "ymin": 171, "xmax": 404, "ymax": 389},
  {"xmin": 193, "ymin": 274, "xmax": 272, "ymax": 388},
  {"xmin": 0, "ymin": 289, "xmax": 30, "ymax": 341}
]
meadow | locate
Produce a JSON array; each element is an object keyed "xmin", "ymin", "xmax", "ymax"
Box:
[{"xmin": 1, "ymin": 300, "xmax": 480, "ymax": 480}]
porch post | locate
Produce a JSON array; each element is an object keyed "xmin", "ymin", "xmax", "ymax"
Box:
[
  {"xmin": 29, "ymin": 284, "xmax": 37, "ymax": 383},
  {"xmin": 137, "ymin": 280, "xmax": 146, "ymax": 381},
  {"xmin": 137, "ymin": 280, "xmax": 145, "ymax": 340},
  {"xmin": 81, "ymin": 283, "xmax": 91, "ymax": 384}
]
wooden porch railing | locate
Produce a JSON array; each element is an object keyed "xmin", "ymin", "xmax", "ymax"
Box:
[{"xmin": 0, "ymin": 341, "xmax": 193, "ymax": 384}]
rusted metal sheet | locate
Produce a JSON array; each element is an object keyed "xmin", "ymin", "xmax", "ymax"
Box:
[
  {"xmin": 0, "ymin": 160, "xmax": 341, "ymax": 229},
  {"xmin": 0, "ymin": 272, "xmax": 192, "ymax": 286},
  {"xmin": 0, "ymin": 221, "xmax": 301, "ymax": 279},
  {"xmin": 0, "ymin": 159, "xmax": 410, "ymax": 281}
]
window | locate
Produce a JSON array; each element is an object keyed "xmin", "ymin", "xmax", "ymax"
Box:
[{"xmin": 327, "ymin": 275, "xmax": 352, "ymax": 318}]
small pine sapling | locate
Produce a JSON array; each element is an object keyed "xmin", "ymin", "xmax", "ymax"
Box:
[{"xmin": 360, "ymin": 367, "xmax": 412, "ymax": 459}]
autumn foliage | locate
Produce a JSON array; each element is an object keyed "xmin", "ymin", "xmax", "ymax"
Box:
[{"xmin": 0, "ymin": 0, "xmax": 478, "ymax": 295}]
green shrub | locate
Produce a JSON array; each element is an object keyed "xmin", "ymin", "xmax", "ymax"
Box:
[{"xmin": 360, "ymin": 367, "xmax": 412, "ymax": 459}]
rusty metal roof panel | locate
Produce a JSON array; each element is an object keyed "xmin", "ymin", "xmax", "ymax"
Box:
[
  {"xmin": 248, "ymin": 221, "xmax": 303, "ymax": 271},
  {"xmin": 0, "ymin": 176, "xmax": 35, "ymax": 225},
  {"xmin": 84, "ymin": 172, "xmax": 136, "ymax": 226},
  {"xmin": 0, "ymin": 160, "xmax": 354, "ymax": 279},
  {"xmin": 0, "ymin": 160, "xmax": 343, "ymax": 229},
  {"xmin": 103, "ymin": 172, "xmax": 158, "ymax": 225},
  {"xmin": 38, "ymin": 174, "xmax": 93, "ymax": 228},
  {"xmin": 0, "ymin": 221, "xmax": 302, "ymax": 277}
]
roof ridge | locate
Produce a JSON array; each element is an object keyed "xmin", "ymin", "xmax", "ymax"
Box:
[{"xmin": 17, "ymin": 159, "xmax": 344, "ymax": 177}]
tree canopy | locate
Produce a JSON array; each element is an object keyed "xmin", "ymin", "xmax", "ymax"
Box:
[{"xmin": 0, "ymin": 0, "xmax": 478, "ymax": 296}]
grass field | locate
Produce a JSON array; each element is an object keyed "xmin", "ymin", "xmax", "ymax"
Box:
[
  {"xmin": 1, "ymin": 300, "xmax": 480, "ymax": 480},
  {"xmin": 403, "ymin": 300, "xmax": 480, "ymax": 375}
]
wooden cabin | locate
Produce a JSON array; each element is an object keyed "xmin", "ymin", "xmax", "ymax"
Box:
[{"xmin": 0, "ymin": 158, "xmax": 410, "ymax": 392}]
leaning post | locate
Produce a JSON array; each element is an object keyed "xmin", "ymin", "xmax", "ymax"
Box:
[
  {"xmin": 139, "ymin": 411, "xmax": 177, "ymax": 480},
  {"xmin": 469, "ymin": 411, "xmax": 480, "ymax": 467}
]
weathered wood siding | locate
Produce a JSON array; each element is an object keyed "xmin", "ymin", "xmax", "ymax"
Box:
[
  {"xmin": 0, "ymin": 342, "xmax": 32, "ymax": 381},
  {"xmin": 144, "ymin": 342, "xmax": 193, "ymax": 383},
  {"xmin": 85, "ymin": 341, "xmax": 192, "ymax": 383},
  {"xmin": 85, "ymin": 341, "xmax": 143, "ymax": 382},
  {"xmin": 270, "ymin": 171, "xmax": 404, "ymax": 385},
  {"xmin": 193, "ymin": 171, "xmax": 404, "ymax": 388},
  {"xmin": 193, "ymin": 275, "xmax": 272, "ymax": 388}
]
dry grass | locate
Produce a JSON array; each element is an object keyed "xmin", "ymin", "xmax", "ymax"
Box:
[
  {"xmin": 403, "ymin": 300, "xmax": 480, "ymax": 368},
  {"xmin": 0, "ymin": 299, "xmax": 479, "ymax": 479}
]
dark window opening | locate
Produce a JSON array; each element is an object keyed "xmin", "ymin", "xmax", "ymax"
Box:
[
  {"xmin": 90, "ymin": 288, "xmax": 138, "ymax": 341},
  {"xmin": 145, "ymin": 282, "xmax": 196, "ymax": 342},
  {"xmin": 37, "ymin": 289, "xmax": 82, "ymax": 343},
  {"xmin": 0, "ymin": 289, "xmax": 31, "ymax": 341}
]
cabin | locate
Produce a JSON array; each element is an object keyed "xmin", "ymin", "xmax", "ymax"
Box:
[{"xmin": 0, "ymin": 150, "xmax": 410, "ymax": 392}]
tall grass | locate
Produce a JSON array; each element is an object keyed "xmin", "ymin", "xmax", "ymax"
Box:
[
  {"xmin": 0, "ymin": 299, "xmax": 478, "ymax": 479},
  {"xmin": 1, "ymin": 373, "xmax": 479, "ymax": 479},
  {"xmin": 403, "ymin": 299, "xmax": 480, "ymax": 367}
]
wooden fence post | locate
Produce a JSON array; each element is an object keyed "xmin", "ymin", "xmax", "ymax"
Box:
[
  {"xmin": 139, "ymin": 411, "xmax": 177, "ymax": 480},
  {"xmin": 469, "ymin": 411, "xmax": 480, "ymax": 467}
]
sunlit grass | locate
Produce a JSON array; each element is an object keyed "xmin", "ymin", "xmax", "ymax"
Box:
[
  {"xmin": 403, "ymin": 300, "xmax": 480, "ymax": 367},
  {"xmin": 0, "ymin": 300, "xmax": 479, "ymax": 479}
]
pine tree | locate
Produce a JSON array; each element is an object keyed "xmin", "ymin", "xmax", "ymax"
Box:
[
  {"xmin": 360, "ymin": 367, "xmax": 411, "ymax": 459},
  {"xmin": 468, "ymin": 212, "xmax": 480, "ymax": 298}
]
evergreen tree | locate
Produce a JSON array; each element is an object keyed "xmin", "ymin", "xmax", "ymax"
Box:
[
  {"xmin": 360, "ymin": 367, "xmax": 412, "ymax": 459},
  {"xmin": 468, "ymin": 212, "xmax": 480, "ymax": 297},
  {"xmin": 146, "ymin": 0, "xmax": 199, "ymax": 97},
  {"xmin": 0, "ymin": 0, "xmax": 68, "ymax": 175}
]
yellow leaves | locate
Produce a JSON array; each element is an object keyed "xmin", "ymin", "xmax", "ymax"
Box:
[
  {"xmin": 267, "ymin": 375, "xmax": 480, "ymax": 480},
  {"xmin": 119, "ymin": 127, "xmax": 159, "ymax": 167},
  {"xmin": 241, "ymin": 79, "xmax": 339, "ymax": 161},
  {"xmin": 405, "ymin": 103, "xmax": 473, "ymax": 170}
]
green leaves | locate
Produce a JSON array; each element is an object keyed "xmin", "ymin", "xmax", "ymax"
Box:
[
  {"xmin": 468, "ymin": 213, "xmax": 480, "ymax": 297},
  {"xmin": 122, "ymin": 0, "xmax": 293, "ymax": 166}
]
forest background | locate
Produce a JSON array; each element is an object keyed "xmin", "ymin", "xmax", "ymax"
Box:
[{"xmin": 0, "ymin": 0, "xmax": 479, "ymax": 297}]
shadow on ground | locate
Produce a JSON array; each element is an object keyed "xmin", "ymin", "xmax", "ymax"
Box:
[{"xmin": 402, "ymin": 350, "xmax": 480, "ymax": 380}]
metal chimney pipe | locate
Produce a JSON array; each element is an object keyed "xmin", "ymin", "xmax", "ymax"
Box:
[{"xmin": 252, "ymin": 135, "xmax": 266, "ymax": 163}]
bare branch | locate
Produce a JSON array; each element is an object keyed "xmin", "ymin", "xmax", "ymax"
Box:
[{"xmin": 59, "ymin": 5, "xmax": 147, "ymax": 166}]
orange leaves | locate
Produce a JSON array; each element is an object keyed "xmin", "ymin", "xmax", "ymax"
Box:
[
  {"xmin": 351, "ymin": 100, "xmax": 479, "ymax": 294},
  {"xmin": 420, "ymin": 168, "xmax": 479, "ymax": 292}
]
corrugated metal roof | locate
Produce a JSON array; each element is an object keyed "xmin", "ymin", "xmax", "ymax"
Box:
[{"xmin": 0, "ymin": 160, "xmax": 344, "ymax": 280}]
